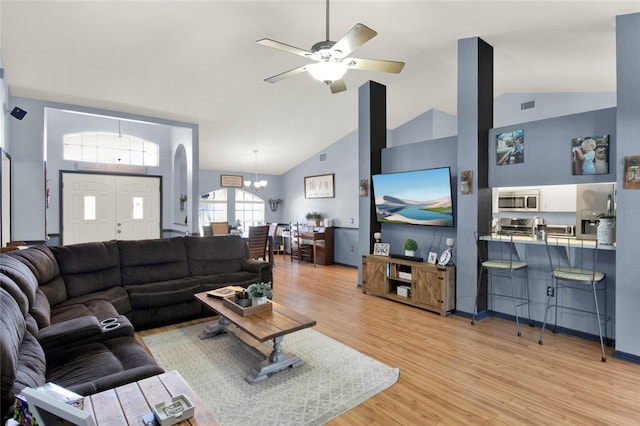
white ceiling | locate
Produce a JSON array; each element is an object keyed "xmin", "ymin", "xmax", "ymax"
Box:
[{"xmin": 2, "ymin": 1, "xmax": 638, "ymax": 175}]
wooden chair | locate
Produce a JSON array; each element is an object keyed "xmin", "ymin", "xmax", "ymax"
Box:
[
  {"xmin": 290, "ymin": 223, "xmax": 313, "ymax": 265},
  {"xmin": 247, "ymin": 225, "xmax": 270, "ymax": 262},
  {"xmin": 211, "ymin": 222, "xmax": 229, "ymax": 235},
  {"xmin": 201, "ymin": 224, "xmax": 213, "ymax": 237}
]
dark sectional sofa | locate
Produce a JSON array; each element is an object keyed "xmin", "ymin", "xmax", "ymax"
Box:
[{"xmin": 0, "ymin": 235, "xmax": 272, "ymax": 420}]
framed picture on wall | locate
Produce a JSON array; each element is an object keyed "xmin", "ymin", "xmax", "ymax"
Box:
[
  {"xmin": 571, "ymin": 135, "xmax": 609, "ymax": 175},
  {"xmin": 496, "ymin": 129, "xmax": 524, "ymax": 165},
  {"xmin": 220, "ymin": 174, "xmax": 243, "ymax": 188},
  {"xmin": 304, "ymin": 173, "xmax": 335, "ymax": 199}
]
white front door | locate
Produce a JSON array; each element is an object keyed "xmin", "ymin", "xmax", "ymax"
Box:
[{"xmin": 62, "ymin": 172, "xmax": 161, "ymax": 245}]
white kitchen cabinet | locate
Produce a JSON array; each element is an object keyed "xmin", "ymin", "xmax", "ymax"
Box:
[{"xmin": 539, "ymin": 184, "xmax": 577, "ymax": 212}]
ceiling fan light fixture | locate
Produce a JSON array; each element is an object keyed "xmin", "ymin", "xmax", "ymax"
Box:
[{"xmin": 307, "ymin": 61, "xmax": 347, "ymax": 83}]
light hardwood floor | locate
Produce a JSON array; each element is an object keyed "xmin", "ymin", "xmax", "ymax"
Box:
[{"xmin": 139, "ymin": 259, "xmax": 640, "ymax": 425}]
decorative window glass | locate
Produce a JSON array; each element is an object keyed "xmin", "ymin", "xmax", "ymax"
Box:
[
  {"xmin": 83, "ymin": 196, "xmax": 96, "ymax": 220},
  {"xmin": 132, "ymin": 197, "xmax": 144, "ymax": 219},
  {"xmin": 234, "ymin": 189, "xmax": 265, "ymax": 231},
  {"xmin": 63, "ymin": 132, "xmax": 159, "ymax": 166},
  {"xmin": 198, "ymin": 189, "xmax": 228, "ymax": 232}
]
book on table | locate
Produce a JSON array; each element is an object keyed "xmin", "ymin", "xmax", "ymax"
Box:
[{"xmin": 206, "ymin": 285, "xmax": 246, "ymax": 299}]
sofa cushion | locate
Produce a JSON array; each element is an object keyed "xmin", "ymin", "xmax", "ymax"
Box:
[
  {"xmin": 197, "ymin": 272, "xmax": 262, "ymax": 290},
  {"xmin": 31, "ymin": 289, "xmax": 51, "ymax": 329},
  {"xmin": 184, "ymin": 235, "xmax": 246, "ymax": 275},
  {"xmin": 1, "ymin": 288, "xmax": 46, "ymax": 412},
  {"xmin": 124, "ymin": 277, "xmax": 201, "ymax": 309},
  {"xmin": 50, "ymin": 299, "xmax": 120, "ymax": 324},
  {"xmin": 50, "ymin": 241, "xmax": 121, "ymax": 299},
  {"xmin": 57, "ymin": 286, "xmax": 132, "ymax": 316},
  {"xmin": 5, "ymin": 246, "xmax": 66, "ymax": 306},
  {"xmin": 0, "ymin": 255, "xmax": 39, "ymax": 309},
  {"xmin": 118, "ymin": 238, "xmax": 190, "ymax": 285},
  {"xmin": 45, "ymin": 336, "xmax": 163, "ymax": 396},
  {"xmin": 0, "ymin": 273, "xmax": 29, "ymax": 317}
]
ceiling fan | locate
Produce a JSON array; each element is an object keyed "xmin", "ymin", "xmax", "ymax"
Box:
[{"xmin": 257, "ymin": 0, "xmax": 405, "ymax": 94}]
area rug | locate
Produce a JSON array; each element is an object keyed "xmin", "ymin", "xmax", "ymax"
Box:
[{"xmin": 142, "ymin": 322, "xmax": 399, "ymax": 425}]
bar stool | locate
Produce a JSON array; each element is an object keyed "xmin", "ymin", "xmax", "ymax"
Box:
[
  {"xmin": 539, "ymin": 237, "xmax": 609, "ymax": 362},
  {"xmin": 471, "ymin": 232, "xmax": 532, "ymax": 336}
]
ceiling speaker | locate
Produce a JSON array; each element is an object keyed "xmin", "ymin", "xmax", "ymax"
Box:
[{"xmin": 11, "ymin": 107, "xmax": 27, "ymax": 120}]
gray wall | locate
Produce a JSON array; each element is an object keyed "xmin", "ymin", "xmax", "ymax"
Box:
[
  {"xmin": 280, "ymin": 129, "xmax": 361, "ymax": 266},
  {"xmin": 376, "ymin": 136, "xmax": 458, "ymax": 259},
  {"xmin": 489, "ymin": 108, "xmax": 617, "ymax": 186},
  {"xmin": 614, "ymin": 12, "xmax": 640, "ymax": 359},
  {"xmin": 197, "ymin": 169, "xmax": 283, "ymax": 226},
  {"xmin": 389, "ymin": 108, "xmax": 457, "ymax": 147},
  {"xmin": 7, "ymin": 97, "xmax": 198, "ymax": 242}
]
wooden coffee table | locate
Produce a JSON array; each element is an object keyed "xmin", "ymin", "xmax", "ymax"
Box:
[
  {"xmin": 194, "ymin": 292, "xmax": 316, "ymax": 384},
  {"xmin": 84, "ymin": 370, "xmax": 219, "ymax": 425}
]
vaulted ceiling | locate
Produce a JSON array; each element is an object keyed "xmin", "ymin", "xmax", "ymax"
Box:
[{"xmin": 2, "ymin": 1, "xmax": 638, "ymax": 175}]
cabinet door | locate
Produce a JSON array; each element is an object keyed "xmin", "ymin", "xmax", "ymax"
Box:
[
  {"xmin": 413, "ymin": 266, "xmax": 441, "ymax": 311},
  {"xmin": 363, "ymin": 257, "xmax": 386, "ymax": 295}
]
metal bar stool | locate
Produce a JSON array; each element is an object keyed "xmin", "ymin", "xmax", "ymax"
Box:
[
  {"xmin": 539, "ymin": 237, "xmax": 609, "ymax": 362},
  {"xmin": 472, "ymin": 232, "xmax": 532, "ymax": 336}
]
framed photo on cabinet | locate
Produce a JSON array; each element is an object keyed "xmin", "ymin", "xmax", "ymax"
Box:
[{"xmin": 373, "ymin": 243, "xmax": 390, "ymax": 256}]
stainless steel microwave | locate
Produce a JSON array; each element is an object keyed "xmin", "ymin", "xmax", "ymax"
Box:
[{"xmin": 497, "ymin": 190, "xmax": 540, "ymax": 212}]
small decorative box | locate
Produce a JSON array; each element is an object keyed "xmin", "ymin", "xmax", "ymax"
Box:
[
  {"xmin": 396, "ymin": 285, "xmax": 411, "ymax": 298},
  {"xmin": 152, "ymin": 394, "xmax": 195, "ymax": 426},
  {"xmin": 223, "ymin": 297, "xmax": 273, "ymax": 316}
]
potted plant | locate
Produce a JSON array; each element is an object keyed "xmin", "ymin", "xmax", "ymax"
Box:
[
  {"xmin": 403, "ymin": 238, "xmax": 418, "ymax": 257},
  {"xmin": 596, "ymin": 212, "xmax": 616, "ymax": 245},
  {"xmin": 246, "ymin": 282, "xmax": 273, "ymax": 306},
  {"xmin": 305, "ymin": 211, "xmax": 322, "ymax": 226}
]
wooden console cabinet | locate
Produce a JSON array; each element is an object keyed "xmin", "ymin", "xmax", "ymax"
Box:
[{"xmin": 362, "ymin": 255, "xmax": 456, "ymax": 316}]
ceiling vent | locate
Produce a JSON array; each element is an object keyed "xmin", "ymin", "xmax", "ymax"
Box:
[
  {"xmin": 319, "ymin": 153, "xmax": 327, "ymax": 162},
  {"xmin": 521, "ymin": 100, "xmax": 535, "ymax": 110}
]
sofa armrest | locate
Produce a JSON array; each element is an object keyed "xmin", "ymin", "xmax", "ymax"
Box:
[
  {"xmin": 242, "ymin": 258, "xmax": 269, "ymax": 273},
  {"xmin": 37, "ymin": 316, "xmax": 102, "ymax": 350},
  {"xmin": 242, "ymin": 259, "xmax": 273, "ymax": 286}
]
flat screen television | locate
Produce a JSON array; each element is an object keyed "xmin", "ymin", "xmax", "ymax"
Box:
[{"xmin": 372, "ymin": 167, "xmax": 454, "ymax": 227}]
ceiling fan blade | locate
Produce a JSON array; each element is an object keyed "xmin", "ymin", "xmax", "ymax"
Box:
[
  {"xmin": 347, "ymin": 58, "xmax": 405, "ymax": 74},
  {"xmin": 330, "ymin": 23, "xmax": 377, "ymax": 58},
  {"xmin": 264, "ymin": 65, "xmax": 309, "ymax": 83},
  {"xmin": 329, "ymin": 79, "xmax": 346, "ymax": 94},
  {"xmin": 256, "ymin": 38, "xmax": 312, "ymax": 58}
]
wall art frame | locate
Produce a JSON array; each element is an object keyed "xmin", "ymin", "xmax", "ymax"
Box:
[
  {"xmin": 304, "ymin": 173, "xmax": 335, "ymax": 199},
  {"xmin": 220, "ymin": 174, "xmax": 243, "ymax": 188}
]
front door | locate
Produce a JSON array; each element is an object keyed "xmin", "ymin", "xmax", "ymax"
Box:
[{"xmin": 62, "ymin": 172, "xmax": 161, "ymax": 245}]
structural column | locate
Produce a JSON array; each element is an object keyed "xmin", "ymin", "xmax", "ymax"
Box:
[
  {"xmin": 456, "ymin": 37, "xmax": 493, "ymax": 314},
  {"xmin": 614, "ymin": 12, "xmax": 640, "ymax": 360},
  {"xmin": 357, "ymin": 81, "xmax": 386, "ymax": 285}
]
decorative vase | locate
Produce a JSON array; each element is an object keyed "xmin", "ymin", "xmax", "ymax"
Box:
[
  {"xmin": 597, "ymin": 218, "xmax": 615, "ymax": 245},
  {"xmin": 251, "ymin": 296, "xmax": 268, "ymax": 306},
  {"xmin": 235, "ymin": 297, "xmax": 251, "ymax": 308},
  {"xmin": 405, "ymin": 250, "xmax": 415, "ymax": 257}
]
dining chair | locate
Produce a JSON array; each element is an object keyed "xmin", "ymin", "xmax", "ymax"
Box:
[
  {"xmin": 471, "ymin": 232, "xmax": 532, "ymax": 337},
  {"xmin": 290, "ymin": 223, "xmax": 313, "ymax": 265},
  {"xmin": 247, "ymin": 225, "xmax": 270, "ymax": 262},
  {"xmin": 539, "ymin": 237, "xmax": 609, "ymax": 361},
  {"xmin": 211, "ymin": 222, "xmax": 229, "ymax": 235}
]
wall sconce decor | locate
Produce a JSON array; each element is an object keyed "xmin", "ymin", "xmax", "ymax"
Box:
[
  {"xmin": 460, "ymin": 170, "xmax": 473, "ymax": 195},
  {"xmin": 269, "ymin": 198, "xmax": 281, "ymax": 212},
  {"xmin": 359, "ymin": 179, "xmax": 369, "ymax": 198}
]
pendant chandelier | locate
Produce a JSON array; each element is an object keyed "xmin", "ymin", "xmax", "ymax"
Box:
[{"xmin": 244, "ymin": 150, "xmax": 267, "ymax": 191}]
